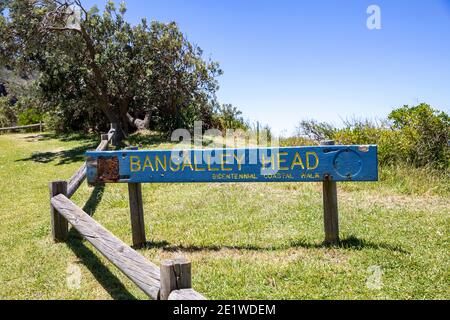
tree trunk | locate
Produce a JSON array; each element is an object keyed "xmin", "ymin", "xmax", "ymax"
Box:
[
  {"xmin": 126, "ymin": 113, "xmax": 150, "ymax": 131},
  {"xmin": 101, "ymin": 100, "xmax": 152, "ymax": 144},
  {"xmin": 102, "ymin": 108, "xmax": 126, "ymax": 143}
]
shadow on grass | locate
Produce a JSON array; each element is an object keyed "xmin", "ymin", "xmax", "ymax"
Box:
[
  {"xmin": 143, "ymin": 235, "xmax": 408, "ymax": 254},
  {"xmin": 16, "ymin": 142, "xmax": 98, "ymax": 165},
  {"xmin": 64, "ymin": 184, "xmax": 136, "ymax": 300},
  {"xmin": 23, "ymin": 132, "xmax": 99, "ymax": 143},
  {"xmin": 290, "ymin": 235, "xmax": 409, "ymax": 253},
  {"xmin": 126, "ymin": 132, "xmax": 170, "ymax": 148},
  {"xmin": 17, "ymin": 131, "xmax": 102, "ymax": 164},
  {"xmin": 83, "ymin": 185, "xmax": 105, "ymax": 216},
  {"xmin": 66, "ymin": 232, "xmax": 137, "ymax": 300},
  {"xmin": 126, "ymin": 132, "xmax": 218, "ymax": 148}
]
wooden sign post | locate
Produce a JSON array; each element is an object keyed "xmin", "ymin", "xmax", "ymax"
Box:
[
  {"xmin": 49, "ymin": 180, "xmax": 68, "ymax": 242},
  {"xmin": 86, "ymin": 145, "xmax": 378, "ymax": 246},
  {"xmin": 321, "ymin": 141, "xmax": 339, "ymax": 244}
]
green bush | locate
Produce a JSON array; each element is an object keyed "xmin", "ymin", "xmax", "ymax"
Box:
[
  {"xmin": 296, "ymin": 119, "xmax": 336, "ymax": 141},
  {"xmin": 293, "ymin": 104, "xmax": 449, "ymax": 170},
  {"xmin": 333, "ymin": 119, "xmax": 384, "ymax": 145},
  {"xmin": 387, "ymin": 104, "xmax": 449, "ymax": 169},
  {"xmin": 336, "ymin": 105, "xmax": 449, "ymax": 169},
  {"xmin": 17, "ymin": 107, "xmax": 43, "ymax": 126},
  {"xmin": 0, "ymin": 97, "xmax": 17, "ymax": 128},
  {"xmin": 280, "ymin": 136, "xmax": 315, "ymax": 147},
  {"xmin": 212, "ymin": 104, "xmax": 248, "ymax": 131}
]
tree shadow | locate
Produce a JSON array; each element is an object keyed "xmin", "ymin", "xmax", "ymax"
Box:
[
  {"xmin": 66, "ymin": 232, "xmax": 137, "ymax": 300},
  {"xmin": 143, "ymin": 235, "xmax": 408, "ymax": 254},
  {"xmin": 290, "ymin": 235, "xmax": 409, "ymax": 253},
  {"xmin": 65, "ymin": 185, "xmax": 137, "ymax": 300},
  {"xmin": 126, "ymin": 132, "xmax": 170, "ymax": 148},
  {"xmin": 16, "ymin": 142, "xmax": 97, "ymax": 165},
  {"xmin": 69, "ymin": 185, "xmax": 105, "ymax": 242},
  {"xmin": 25, "ymin": 132, "xmax": 99, "ymax": 143}
]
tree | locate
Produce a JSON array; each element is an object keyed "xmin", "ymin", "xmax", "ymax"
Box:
[
  {"xmin": 296, "ymin": 119, "xmax": 336, "ymax": 142},
  {"xmin": 213, "ymin": 103, "xmax": 247, "ymax": 130},
  {"xmin": 1, "ymin": 0, "xmax": 224, "ymax": 139},
  {"xmin": 388, "ymin": 104, "xmax": 449, "ymax": 168}
]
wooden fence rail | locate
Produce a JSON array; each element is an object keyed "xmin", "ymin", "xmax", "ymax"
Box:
[
  {"xmin": 50, "ymin": 127, "xmax": 206, "ymax": 300},
  {"xmin": 0, "ymin": 123, "xmax": 44, "ymax": 132},
  {"xmin": 50, "ymin": 193, "xmax": 205, "ymax": 300},
  {"xmin": 67, "ymin": 129, "xmax": 115, "ymax": 199},
  {"xmin": 67, "ymin": 163, "xmax": 87, "ymax": 199},
  {"xmin": 51, "ymin": 193, "xmax": 161, "ymax": 299}
]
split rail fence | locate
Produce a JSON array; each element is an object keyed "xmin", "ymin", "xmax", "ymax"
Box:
[
  {"xmin": 0, "ymin": 123, "xmax": 44, "ymax": 132},
  {"xmin": 49, "ymin": 128, "xmax": 205, "ymax": 300}
]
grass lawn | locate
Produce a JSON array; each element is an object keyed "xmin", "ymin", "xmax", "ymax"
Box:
[{"xmin": 0, "ymin": 132, "xmax": 448, "ymax": 300}]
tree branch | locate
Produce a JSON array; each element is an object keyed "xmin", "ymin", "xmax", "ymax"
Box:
[{"xmin": 45, "ymin": 26, "xmax": 81, "ymax": 32}]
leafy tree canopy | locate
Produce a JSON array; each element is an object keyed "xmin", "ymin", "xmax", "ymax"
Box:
[{"xmin": 0, "ymin": 0, "xmax": 244, "ymax": 137}]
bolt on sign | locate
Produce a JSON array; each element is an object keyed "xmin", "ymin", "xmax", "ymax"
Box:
[{"xmin": 86, "ymin": 146, "xmax": 378, "ymax": 184}]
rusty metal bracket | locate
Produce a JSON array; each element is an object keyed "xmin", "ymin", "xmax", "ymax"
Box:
[{"xmin": 93, "ymin": 156, "xmax": 120, "ymax": 183}]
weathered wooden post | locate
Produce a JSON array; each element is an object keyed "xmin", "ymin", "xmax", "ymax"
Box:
[
  {"xmin": 110, "ymin": 123, "xmax": 120, "ymax": 147},
  {"xmin": 99, "ymin": 133, "xmax": 110, "ymax": 151},
  {"xmin": 159, "ymin": 258, "xmax": 192, "ymax": 300},
  {"xmin": 49, "ymin": 180, "xmax": 69, "ymax": 242},
  {"xmin": 101, "ymin": 133, "xmax": 109, "ymax": 142},
  {"xmin": 126, "ymin": 146, "xmax": 146, "ymax": 248},
  {"xmin": 321, "ymin": 140, "xmax": 339, "ymax": 245},
  {"xmin": 128, "ymin": 182, "xmax": 146, "ymax": 248}
]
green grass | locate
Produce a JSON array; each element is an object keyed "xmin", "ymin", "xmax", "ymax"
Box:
[{"xmin": 0, "ymin": 132, "xmax": 448, "ymax": 300}]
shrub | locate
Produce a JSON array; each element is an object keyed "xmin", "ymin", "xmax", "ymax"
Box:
[
  {"xmin": 333, "ymin": 118, "xmax": 385, "ymax": 145},
  {"xmin": 17, "ymin": 107, "xmax": 43, "ymax": 126},
  {"xmin": 280, "ymin": 136, "xmax": 315, "ymax": 147},
  {"xmin": 0, "ymin": 97, "xmax": 17, "ymax": 127},
  {"xmin": 292, "ymin": 104, "xmax": 449, "ymax": 170},
  {"xmin": 296, "ymin": 119, "xmax": 336, "ymax": 141},
  {"xmin": 212, "ymin": 104, "xmax": 248, "ymax": 131},
  {"xmin": 387, "ymin": 104, "xmax": 449, "ymax": 169}
]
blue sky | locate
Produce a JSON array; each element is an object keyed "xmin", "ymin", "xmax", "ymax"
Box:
[{"xmin": 83, "ymin": 0, "xmax": 450, "ymax": 135}]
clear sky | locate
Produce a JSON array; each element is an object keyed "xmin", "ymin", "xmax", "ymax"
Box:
[{"xmin": 83, "ymin": 0, "xmax": 450, "ymax": 135}]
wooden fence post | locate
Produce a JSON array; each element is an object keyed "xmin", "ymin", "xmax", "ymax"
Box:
[
  {"xmin": 321, "ymin": 140, "xmax": 339, "ymax": 245},
  {"xmin": 110, "ymin": 123, "xmax": 120, "ymax": 147},
  {"xmin": 159, "ymin": 258, "xmax": 192, "ymax": 300},
  {"xmin": 101, "ymin": 133, "xmax": 109, "ymax": 142},
  {"xmin": 49, "ymin": 181, "xmax": 69, "ymax": 242},
  {"xmin": 125, "ymin": 146, "xmax": 146, "ymax": 247},
  {"xmin": 128, "ymin": 183, "xmax": 146, "ymax": 248}
]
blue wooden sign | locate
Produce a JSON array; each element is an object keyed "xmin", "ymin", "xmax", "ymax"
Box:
[{"xmin": 85, "ymin": 145, "xmax": 378, "ymax": 184}]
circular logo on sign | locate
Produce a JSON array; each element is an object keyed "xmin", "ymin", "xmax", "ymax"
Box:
[{"xmin": 333, "ymin": 149, "xmax": 363, "ymax": 179}]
